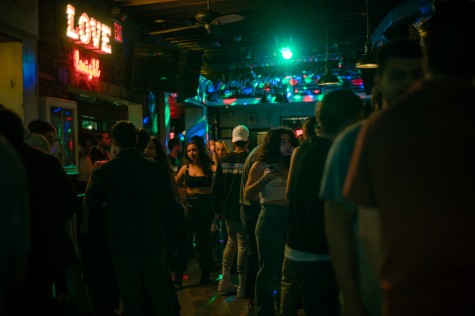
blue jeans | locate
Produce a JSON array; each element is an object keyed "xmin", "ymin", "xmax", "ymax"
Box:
[
  {"xmin": 222, "ymin": 218, "xmax": 249, "ymax": 281},
  {"xmin": 255, "ymin": 204, "xmax": 289, "ymax": 316},
  {"xmin": 280, "ymin": 258, "xmax": 340, "ymax": 316}
]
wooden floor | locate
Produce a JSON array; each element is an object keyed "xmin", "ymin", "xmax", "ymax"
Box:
[{"xmin": 176, "ymin": 258, "xmax": 250, "ymax": 316}]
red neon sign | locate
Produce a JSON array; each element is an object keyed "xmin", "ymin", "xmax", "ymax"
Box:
[
  {"xmin": 73, "ymin": 50, "xmax": 101, "ymax": 80},
  {"xmin": 114, "ymin": 21, "xmax": 123, "ymax": 43}
]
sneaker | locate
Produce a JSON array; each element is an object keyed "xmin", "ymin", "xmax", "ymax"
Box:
[
  {"xmin": 218, "ymin": 281, "xmax": 237, "ymax": 294},
  {"xmin": 237, "ymin": 286, "xmax": 246, "ymax": 299}
]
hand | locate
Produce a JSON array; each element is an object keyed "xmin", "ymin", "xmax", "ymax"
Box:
[{"xmin": 262, "ymin": 166, "xmax": 280, "ymax": 183}]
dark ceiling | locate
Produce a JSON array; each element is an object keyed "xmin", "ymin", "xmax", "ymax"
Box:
[{"xmin": 109, "ymin": 0, "xmax": 422, "ymax": 79}]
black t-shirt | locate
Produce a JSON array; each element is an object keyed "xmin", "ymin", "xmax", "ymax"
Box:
[{"xmin": 212, "ymin": 151, "xmax": 248, "ymax": 221}]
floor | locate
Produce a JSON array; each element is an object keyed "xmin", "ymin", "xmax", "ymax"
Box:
[{"xmin": 175, "ymin": 259, "xmax": 250, "ymax": 316}]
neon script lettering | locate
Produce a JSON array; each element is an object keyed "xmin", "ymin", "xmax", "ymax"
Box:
[{"xmin": 74, "ymin": 50, "xmax": 101, "ymax": 80}]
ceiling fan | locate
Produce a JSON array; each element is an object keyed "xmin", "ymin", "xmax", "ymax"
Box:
[{"xmin": 149, "ymin": 0, "xmax": 245, "ymax": 36}]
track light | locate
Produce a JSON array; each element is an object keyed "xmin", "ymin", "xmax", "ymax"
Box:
[
  {"xmin": 356, "ymin": 0, "xmax": 378, "ymax": 69},
  {"xmin": 318, "ymin": 21, "xmax": 341, "ymax": 86}
]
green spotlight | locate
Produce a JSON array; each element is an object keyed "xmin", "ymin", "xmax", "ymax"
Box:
[{"xmin": 280, "ymin": 47, "xmax": 293, "ymax": 59}]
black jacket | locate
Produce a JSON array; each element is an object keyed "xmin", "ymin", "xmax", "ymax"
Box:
[{"xmin": 87, "ymin": 148, "xmax": 173, "ymax": 257}]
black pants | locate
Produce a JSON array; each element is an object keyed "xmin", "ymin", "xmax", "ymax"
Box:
[
  {"xmin": 184, "ymin": 194, "xmax": 216, "ymax": 272},
  {"xmin": 240, "ymin": 202, "xmax": 261, "ymax": 300}
]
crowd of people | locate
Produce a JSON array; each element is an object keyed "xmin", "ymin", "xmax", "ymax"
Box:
[{"xmin": 1, "ymin": 1, "xmax": 474, "ymax": 315}]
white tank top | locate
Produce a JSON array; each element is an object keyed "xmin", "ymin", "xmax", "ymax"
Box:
[{"xmin": 259, "ymin": 169, "xmax": 286, "ymax": 204}]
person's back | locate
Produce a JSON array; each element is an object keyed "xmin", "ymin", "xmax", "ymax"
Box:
[
  {"xmin": 286, "ymin": 136, "xmax": 333, "ymax": 254},
  {"xmin": 86, "ymin": 121, "xmax": 175, "ymax": 315},
  {"xmin": 282, "ymin": 90, "xmax": 363, "ymax": 316},
  {"xmin": 1, "ymin": 107, "xmax": 78, "ymax": 316},
  {"xmin": 343, "ymin": 2, "xmax": 475, "ymax": 315},
  {"xmin": 89, "ymin": 148, "xmax": 170, "ymax": 256}
]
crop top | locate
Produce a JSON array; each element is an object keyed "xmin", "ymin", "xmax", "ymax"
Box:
[
  {"xmin": 259, "ymin": 167, "xmax": 287, "ymax": 204},
  {"xmin": 184, "ymin": 167, "xmax": 213, "ymax": 188}
]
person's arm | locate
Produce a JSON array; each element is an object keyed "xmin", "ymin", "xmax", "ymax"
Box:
[
  {"xmin": 359, "ymin": 206, "xmax": 383, "ymax": 276},
  {"xmin": 244, "ymin": 161, "xmax": 279, "ymax": 200},
  {"xmin": 285, "ymin": 146, "xmax": 300, "ymax": 198},
  {"xmin": 212, "ymin": 160, "xmax": 224, "ymax": 215},
  {"xmin": 175, "ymin": 164, "xmax": 187, "ymax": 187},
  {"xmin": 325, "ymin": 201, "xmax": 368, "ymax": 316},
  {"xmin": 175, "ymin": 164, "xmax": 187, "ymax": 200},
  {"xmin": 81, "ymin": 161, "xmax": 105, "ymax": 235}
]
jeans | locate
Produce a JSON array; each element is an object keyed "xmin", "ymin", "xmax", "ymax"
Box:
[
  {"xmin": 222, "ymin": 218, "xmax": 249, "ymax": 281},
  {"xmin": 280, "ymin": 258, "xmax": 340, "ymax": 316},
  {"xmin": 184, "ymin": 194, "xmax": 215, "ymax": 271},
  {"xmin": 255, "ymin": 204, "xmax": 289, "ymax": 316},
  {"xmin": 113, "ymin": 249, "xmax": 175, "ymax": 316},
  {"xmin": 240, "ymin": 202, "xmax": 260, "ymax": 300}
]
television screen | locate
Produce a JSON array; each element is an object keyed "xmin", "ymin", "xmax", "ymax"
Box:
[
  {"xmin": 131, "ymin": 45, "xmax": 180, "ymax": 93},
  {"xmin": 131, "ymin": 45, "xmax": 202, "ymax": 99}
]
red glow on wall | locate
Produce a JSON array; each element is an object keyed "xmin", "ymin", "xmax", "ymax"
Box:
[
  {"xmin": 73, "ymin": 49, "xmax": 101, "ymax": 80},
  {"xmin": 114, "ymin": 21, "xmax": 123, "ymax": 43}
]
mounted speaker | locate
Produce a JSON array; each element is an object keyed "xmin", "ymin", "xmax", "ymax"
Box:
[{"xmin": 177, "ymin": 50, "xmax": 203, "ymax": 102}]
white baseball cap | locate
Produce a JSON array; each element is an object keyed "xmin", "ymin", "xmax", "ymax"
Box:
[{"xmin": 232, "ymin": 125, "xmax": 249, "ymax": 143}]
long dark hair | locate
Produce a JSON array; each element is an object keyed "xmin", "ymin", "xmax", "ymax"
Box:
[
  {"xmin": 149, "ymin": 136, "xmax": 174, "ymax": 173},
  {"xmin": 185, "ymin": 140, "xmax": 213, "ymax": 176},
  {"xmin": 257, "ymin": 127, "xmax": 298, "ymax": 165}
]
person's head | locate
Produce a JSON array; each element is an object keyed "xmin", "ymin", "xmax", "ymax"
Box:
[
  {"xmin": 95, "ymin": 130, "xmax": 111, "ymax": 150},
  {"xmin": 185, "ymin": 140, "xmax": 206, "ymax": 163},
  {"xmin": 0, "ymin": 106, "xmax": 25, "ymax": 145},
  {"xmin": 111, "ymin": 121, "xmax": 137, "ymax": 149},
  {"xmin": 27, "ymin": 119, "xmax": 56, "ymax": 146},
  {"xmin": 317, "ymin": 90, "xmax": 364, "ymax": 136},
  {"xmin": 78, "ymin": 130, "xmax": 96, "ymax": 156},
  {"xmin": 135, "ymin": 128, "xmax": 150, "ymax": 153},
  {"xmin": 375, "ymin": 39, "xmax": 423, "ymax": 106},
  {"xmin": 258, "ymin": 127, "xmax": 299, "ymax": 165},
  {"xmin": 26, "ymin": 134, "xmax": 52, "ymax": 154},
  {"xmin": 215, "ymin": 140, "xmax": 230, "ymax": 159},
  {"xmin": 167, "ymin": 137, "xmax": 182, "ymax": 155},
  {"xmin": 145, "ymin": 136, "xmax": 174, "ymax": 171},
  {"xmin": 302, "ymin": 116, "xmax": 317, "ymax": 141},
  {"xmin": 232, "ymin": 125, "xmax": 250, "ymax": 149},
  {"xmin": 422, "ymin": 0, "xmax": 475, "ymax": 80},
  {"xmin": 190, "ymin": 135, "xmax": 205, "ymax": 146}
]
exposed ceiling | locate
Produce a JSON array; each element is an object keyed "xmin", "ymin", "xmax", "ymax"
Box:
[{"xmin": 109, "ymin": 0, "xmax": 420, "ymax": 80}]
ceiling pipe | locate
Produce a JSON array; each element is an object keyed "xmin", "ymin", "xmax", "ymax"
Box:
[{"xmin": 370, "ymin": 0, "xmax": 433, "ymax": 45}]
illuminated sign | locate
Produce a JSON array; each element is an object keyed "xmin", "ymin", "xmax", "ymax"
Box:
[
  {"xmin": 66, "ymin": 4, "xmax": 112, "ymax": 54},
  {"xmin": 114, "ymin": 21, "xmax": 123, "ymax": 43},
  {"xmin": 73, "ymin": 50, "xmax": 101, "ymax": 80}
]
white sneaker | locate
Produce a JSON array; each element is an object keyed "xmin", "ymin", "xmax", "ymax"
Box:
[
  {"xmin": 237, "ymin": 286, "xmax": 246, "ymax": 299},
  {"xmin": 218, "ymin": 281, "xmax": 237, "ymax": 294}
]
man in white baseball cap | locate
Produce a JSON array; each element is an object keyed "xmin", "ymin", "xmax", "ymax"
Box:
[{"xmin": 213, "ymin": 125, "xmax": 250, "ymax": 297}]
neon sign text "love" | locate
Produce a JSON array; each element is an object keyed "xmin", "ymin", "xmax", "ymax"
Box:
[
  {"xmin": 74, "ymin": 50, "xmax": 101, "ymax": 80},
  {"xmin": 66, "ymin": 4, "xmax": 112, "ymax": 54}
]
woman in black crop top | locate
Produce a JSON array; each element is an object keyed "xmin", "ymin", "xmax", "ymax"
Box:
[{"xmin": 175, "ymin": 140, "xmax": 217, "ymax": 284}]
